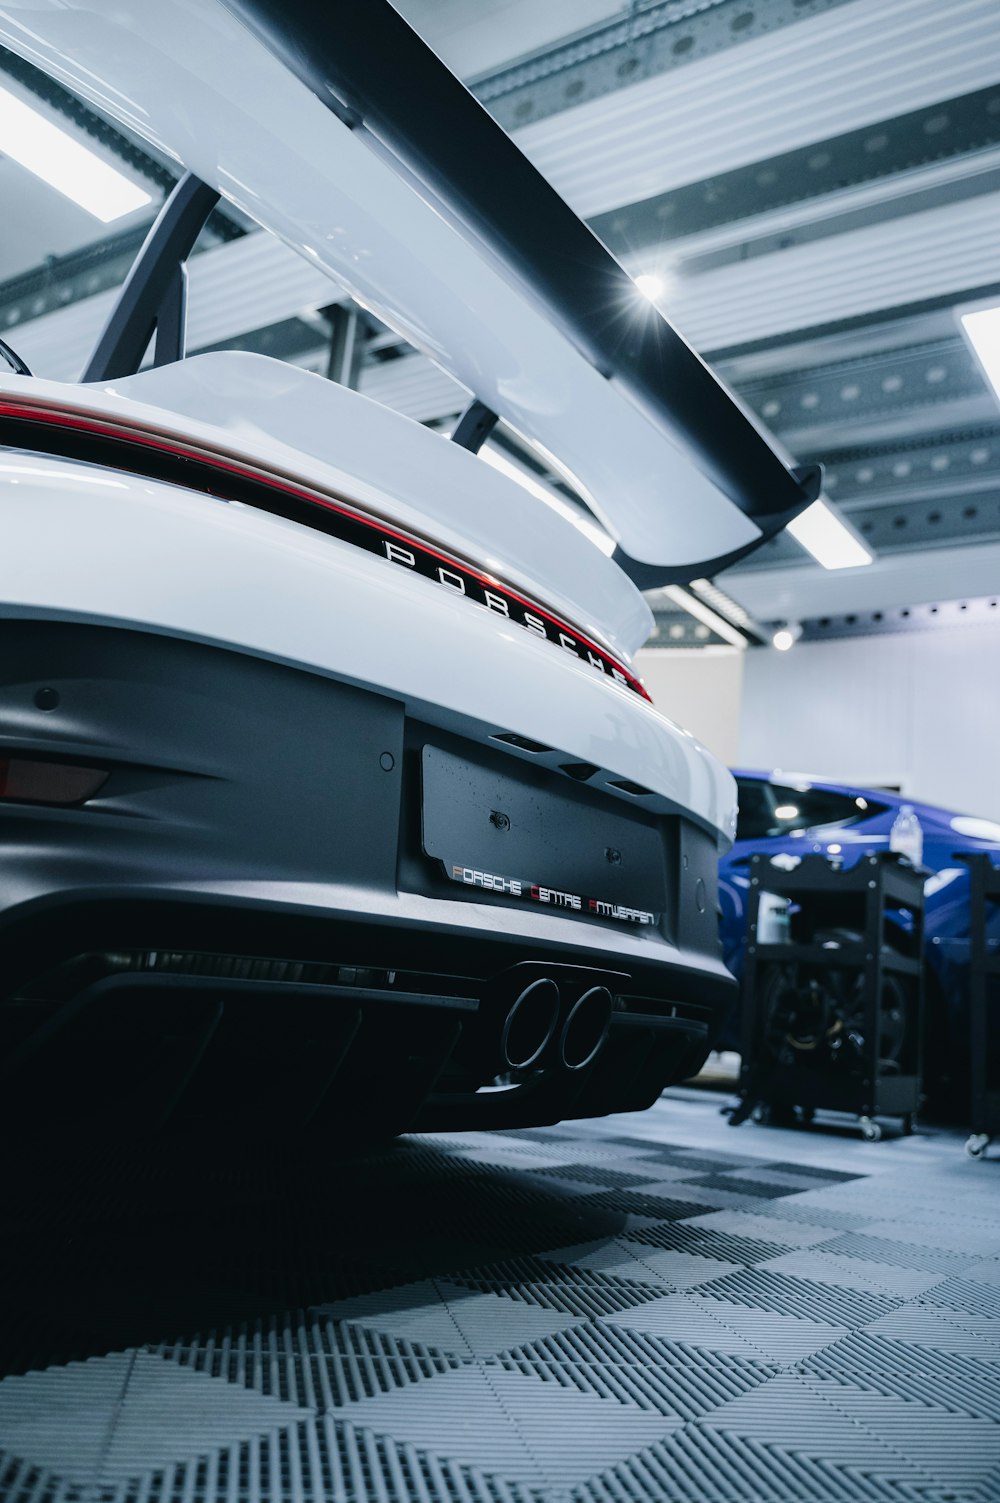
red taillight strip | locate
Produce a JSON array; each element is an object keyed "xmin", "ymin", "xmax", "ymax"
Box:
[{"xmin": 0, "ymin": 396, "xmax": 650, "ymax": 702}]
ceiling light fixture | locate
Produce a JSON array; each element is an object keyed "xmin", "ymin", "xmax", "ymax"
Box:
[
  {"xmin": 959, "ymin": 303, "xmax": 1000, "ymax": 404},
  {"xmin": 634, "ymin": 273, "xmax": 664, "ymax": 301},
  {"xmin": 772, "ymin": 622, "xmax": 802, "ymax": 651},
  {"xmin": 662, "ymin": 584, "xmax": 748, "ymax": 648},
  {"xmin": 689, "ymin": 577, "xmax": 751, "ymax": 627},
  {"xmin": 786, "ymin": 499, "xmax": 873, "ymax": 570},
  {"xmin": 0, "ymin": 83, "xmax": 153, "ymax": 222}
]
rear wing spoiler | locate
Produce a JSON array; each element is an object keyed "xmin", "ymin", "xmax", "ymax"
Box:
[
  {"xmin": 224, "ymin": 0, "xmax": 820, "ymax": 584},
  {"xmin": 0, "ymin": 0, "xmax": 819, "ymax": 582}
]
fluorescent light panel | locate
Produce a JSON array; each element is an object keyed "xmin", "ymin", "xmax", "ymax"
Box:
[
  {"xmin": 689, "ymin": 576, "xmax": 751, "ymax": 627},
  {"xmin": 661, "ymin": 585, "xmax": 748, "ymax": 649},
  {"xmin": 786, "ymin": 499, "xmax": 873, "ymax": 570},
  {"xmin": 0, "ymin": 84, "xmax": 153, "ymax": 222},
  {"xmin": 960, "ymin": 304, "xmax": 1000, "ymax": 402}
]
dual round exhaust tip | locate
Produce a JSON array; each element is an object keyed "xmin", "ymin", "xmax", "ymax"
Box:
[{"xmin": 500, "ymin": 978, "xmax": 612, "ymax": 1074}]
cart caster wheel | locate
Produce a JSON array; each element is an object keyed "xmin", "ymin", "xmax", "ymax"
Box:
[
  {"xmin": 860, "ymin": 1117, "xmax": 882, "ymax": 1142},
  {"xmin": 966, "ymin": 1133, "xmax": 990, "ymax": 1159},
  {"xmin": 751, "ymin": 1104, "xmax": 768, "ymax": 1125},
  {"xmin": 901, "ymin": 1113, "xmax": 915, "ymax": 1136}
]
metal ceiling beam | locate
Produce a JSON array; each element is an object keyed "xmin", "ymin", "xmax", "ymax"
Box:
[
  {"xmin": 514, "ymin": 0, "xmax": 1000, "ymax": 220},
  {"xmin": 794, "ymin": 593, "xmax": 1000, "ymax": 641},
  {"xmin": 722, "ymin": 536, "xmax": 1000, "ymax": 619},
  {"xmin": 471, "ymin": 0, "xmax": 852, "ymax": 133},
  {"xmin": 735, "ymin": 335, "xmax": 990, "ymax": 444},
  {"xmin": 591, "ymin": 85, "xmax": 1000, "ymax": 260},
  {"xmin": 661, "ymin": 190, "xmax": 1000, "ymax": 353}
]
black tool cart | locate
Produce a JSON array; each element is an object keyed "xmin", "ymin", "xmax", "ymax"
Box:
[
  {"xmin": 734, "ymin": 851, "xmax": 925, "ymax": 1140},
  {"xmin": 959, "ymin": 852, "xmax": 1000, "ymax": 1159}
]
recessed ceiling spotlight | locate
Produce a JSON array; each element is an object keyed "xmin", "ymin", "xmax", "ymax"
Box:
[
  {"xmin": 772, "ymin": 622, "xmax": 803, "ymax": 651},
  {"xmin": 634, "ymin": 273, "xmax": 664, "ymax": 301}
]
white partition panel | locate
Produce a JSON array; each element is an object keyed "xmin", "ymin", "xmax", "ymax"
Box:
[
  {"xmin": 636, "ymin": 647, "xmax": 746, "ymax": 767},
  {"xmin": 738, "ymin": 624, "xmax": 1000, "ymax": 818}
]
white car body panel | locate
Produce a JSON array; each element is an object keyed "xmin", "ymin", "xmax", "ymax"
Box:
[
  {"xmin": 0, "ymin": 0, "xmax": 762, "ymax": 569},
  {"xmin": 1, "ymin": 355, "xmax": 652, "ymax": 659},
  {"xmin": 0, "ymin": 440, "xmax": 736, "ymax": 845}
]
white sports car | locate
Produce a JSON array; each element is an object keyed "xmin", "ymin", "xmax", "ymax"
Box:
[{"xmin": 0, "ymin": 0, "xmax": 817, "ymax": 1135}]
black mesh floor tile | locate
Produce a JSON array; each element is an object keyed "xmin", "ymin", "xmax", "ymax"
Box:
[
  {"xmin": 581, "ymin": 1188, "xmax": 726, "ymax": 1220},
  {"xmin": 682, "ymin": 1173, "xmax": 807, "ymax": 1199},
  {"xmin": 447, "ymin": 1261, "xmax": 665, "ymax": 1320},
  {"xmin": 695, "ymin": 1267, "xmax": 901, "ymax": 1328},
  {"xmin": 625, "ymin": 1221, "xmax": 794, "ymax": 1265},
  {"xmin": 158, "ymin": 1315, "xmax": 465, "ymax": 1407},
  {"xmin": 634, "ymin": 1152, "xmax": 752, "ymax": 1174},
  {"xmin": 762, "ymin": 1163, "xmax": 864, "ymax": 1185},
  {"xmin": 528, "ymin": 1164, "xmax": 660, "ymax": 1190}
]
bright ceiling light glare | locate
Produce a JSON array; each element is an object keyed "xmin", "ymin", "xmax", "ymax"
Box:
[
  {"xmin": 0, "ymin": 84, "xmax": 153, "ymax": 222},
  {"xmin": 786, "ymin": 499, "xmax": 873, "ymax": 570},
  {"xmin": 959, "ymin": 304, "xmax": 1000, "ymax": 403},
  {"xmin": 774, "ymin": 804, "xmax": 800, "ymax": 821},
  {"xmin": 634, "ymin": 273, "xmax": 664, "ymax": 302},
  {"xmin": 772, "ymin": 623, "xmax": 801, "ymax": 651},
  {"xmin": 478, "ymin": 443, "xmax": 616, "ymax": 556}
]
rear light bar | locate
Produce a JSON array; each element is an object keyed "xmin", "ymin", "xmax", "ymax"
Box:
[
  {"xmin": 0, "ymin": 756, "xmax": 108, "ymax": 806},
  {"xmin": 0, "ymin": 396, "xmax": 651, "ymax": 702}
]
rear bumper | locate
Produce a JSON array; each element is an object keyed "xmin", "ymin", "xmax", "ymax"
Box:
[{"xmin": 0, "ymin": 619, "xmax": 733, "ymax": 1132}]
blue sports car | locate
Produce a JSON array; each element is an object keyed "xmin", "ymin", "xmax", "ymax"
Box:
[{"xmin": 719, "ymin": 770, "xmax": 1000, "ymax": 1114}]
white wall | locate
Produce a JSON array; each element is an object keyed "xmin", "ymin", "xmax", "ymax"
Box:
[
  {"xmin": 636, "ymin": 647, "xmax": 745, "ymax": 765},
  {"xmin": 738, "ymin": 621, "xmax": 1000, "ymax": 818}
]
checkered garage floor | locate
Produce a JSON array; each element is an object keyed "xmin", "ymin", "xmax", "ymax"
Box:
[{"xmin": 1, "ymin": 1089, "xmax": 999, "ymax": 1502}]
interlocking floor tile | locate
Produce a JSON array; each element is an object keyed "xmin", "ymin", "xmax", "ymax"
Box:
[
  {"xmin": 695, "ymin": 1266, "xmax": 901, "ymax": 1328},
  {"xmin": 814, "ymin": 1379, "xmax": 1000, "ymax": 1490},
  {"xmin": 3, "ymin": 1090, "xmax": 996, "ymax": 1501},
  {"xmin": 338, "ymin": 1365, "xmax": 678, "ymax": 1487},
  {"xmin": 496, "ymin": 1320, "xmax": 773, "ymax": 1419},
  {"xmin": 920, "ymin": 1276, "xmax": 1000, "ymax": 1319},
  {"xmin": 689, "ymin": 1208, "xmax": 849, "ymax": 1248},
  {"xmin": 864, "ymin": 1304, "xmax": 1000, "ymax": 1358},
  {"xmin": 579, "ymin": 1418, "xmax": 924, "ymax": 1502},
  {"xmin": 603, "ymin": 1290, "xmax": 848, "ymax": 1363},
  {"xmin": 624, "ymin": 1219, "xmax": 793, "ymax": 1264},
  {"xmin": 759, "ymin": 1248, "xmax": 946, "ymax": 1299},
  {"xmin": 0, "ymin": 1351, "xmax": 306, "ymax": 1487}
]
